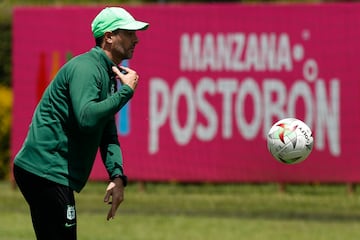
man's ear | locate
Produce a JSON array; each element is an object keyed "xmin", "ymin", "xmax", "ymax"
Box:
[{"xmin": 104, "ymin": 32, "xmax": 113, "ymax": 44}]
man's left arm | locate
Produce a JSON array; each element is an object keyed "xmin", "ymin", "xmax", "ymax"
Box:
[{"xmin": 100, "ymin": 118, "xmax": 127, "ymax": 220}]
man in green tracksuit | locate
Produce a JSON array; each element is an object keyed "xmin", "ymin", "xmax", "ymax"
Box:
[{"xmin": 13, "ymin": 7, "xmax": 149, "ymax": 240}]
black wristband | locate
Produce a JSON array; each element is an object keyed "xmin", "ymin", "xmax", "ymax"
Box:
[{"xmin": 110, "ymin": 174, "xmax": 128, "ymax": 187}]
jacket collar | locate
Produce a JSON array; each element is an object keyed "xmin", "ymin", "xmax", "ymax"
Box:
[{"xmin": 92, "ymin": 46, "xmax": 117, "ymax": 76}]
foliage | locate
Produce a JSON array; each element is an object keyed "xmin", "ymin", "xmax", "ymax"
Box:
[
  {"xmin": 0, "ymin": 86, "xmax": 12, "ymax": 179},
  {"xmin": 0, "ymin": 17, "xmax": 11, "ymax": 87}
]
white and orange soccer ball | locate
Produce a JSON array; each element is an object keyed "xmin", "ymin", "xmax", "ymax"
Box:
[{"xmin": 267, "ymin": 118, "xmax": 314, "ymax": 164}]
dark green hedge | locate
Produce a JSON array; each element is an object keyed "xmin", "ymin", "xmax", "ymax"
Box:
[{"xmin": 0, "ymin": 20, "xmax": 11, "ymax": 87}]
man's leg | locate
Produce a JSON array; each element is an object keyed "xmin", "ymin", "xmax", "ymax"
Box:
[{"xmin": 13, "ymin": 165, "xmax": 77, "ymax": 240}]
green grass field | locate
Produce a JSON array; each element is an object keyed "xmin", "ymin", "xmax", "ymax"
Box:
[{"xmin": 1, "ymin": 181, "xmax": 360, "ymax": 240}]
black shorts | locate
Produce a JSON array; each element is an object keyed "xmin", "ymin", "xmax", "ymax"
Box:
[{"xmin": 13, "ymin": 165, "xmax": 77, "ymax": 240}]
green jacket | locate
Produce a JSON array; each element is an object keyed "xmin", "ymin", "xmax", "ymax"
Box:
[{"xmin": 14, "ymin": 47, "xmax": 133, "ymax": 192}]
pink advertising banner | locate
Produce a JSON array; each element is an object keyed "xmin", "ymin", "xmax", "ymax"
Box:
[{"xmin": 12, "ymin": 3, "xmax": 360, "ymax": 183}]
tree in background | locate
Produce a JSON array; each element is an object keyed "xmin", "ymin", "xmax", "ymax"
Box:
[{"xmin": 0, "ymin": 86, "xmax": 12, "ymax": 179}]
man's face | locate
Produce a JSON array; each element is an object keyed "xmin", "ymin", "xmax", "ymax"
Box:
[{"xmin": 111, "ymin": 30, "xmax": 139, "ymax": 62}]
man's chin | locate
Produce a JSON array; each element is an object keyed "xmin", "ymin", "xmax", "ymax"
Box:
[{"xmin": 124, "ymin": 54, "xmax": 133, "ymax": 60}]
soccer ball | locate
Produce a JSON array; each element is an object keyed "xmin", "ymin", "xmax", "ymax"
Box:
[{"xmin": 267, "ymin": 118, "xmax": 314, "ymax": 164}]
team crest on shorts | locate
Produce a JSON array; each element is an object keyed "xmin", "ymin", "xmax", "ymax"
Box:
[{"xmin": 66, "ymin": 205, "xmax": 76, "ymax": 221}]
